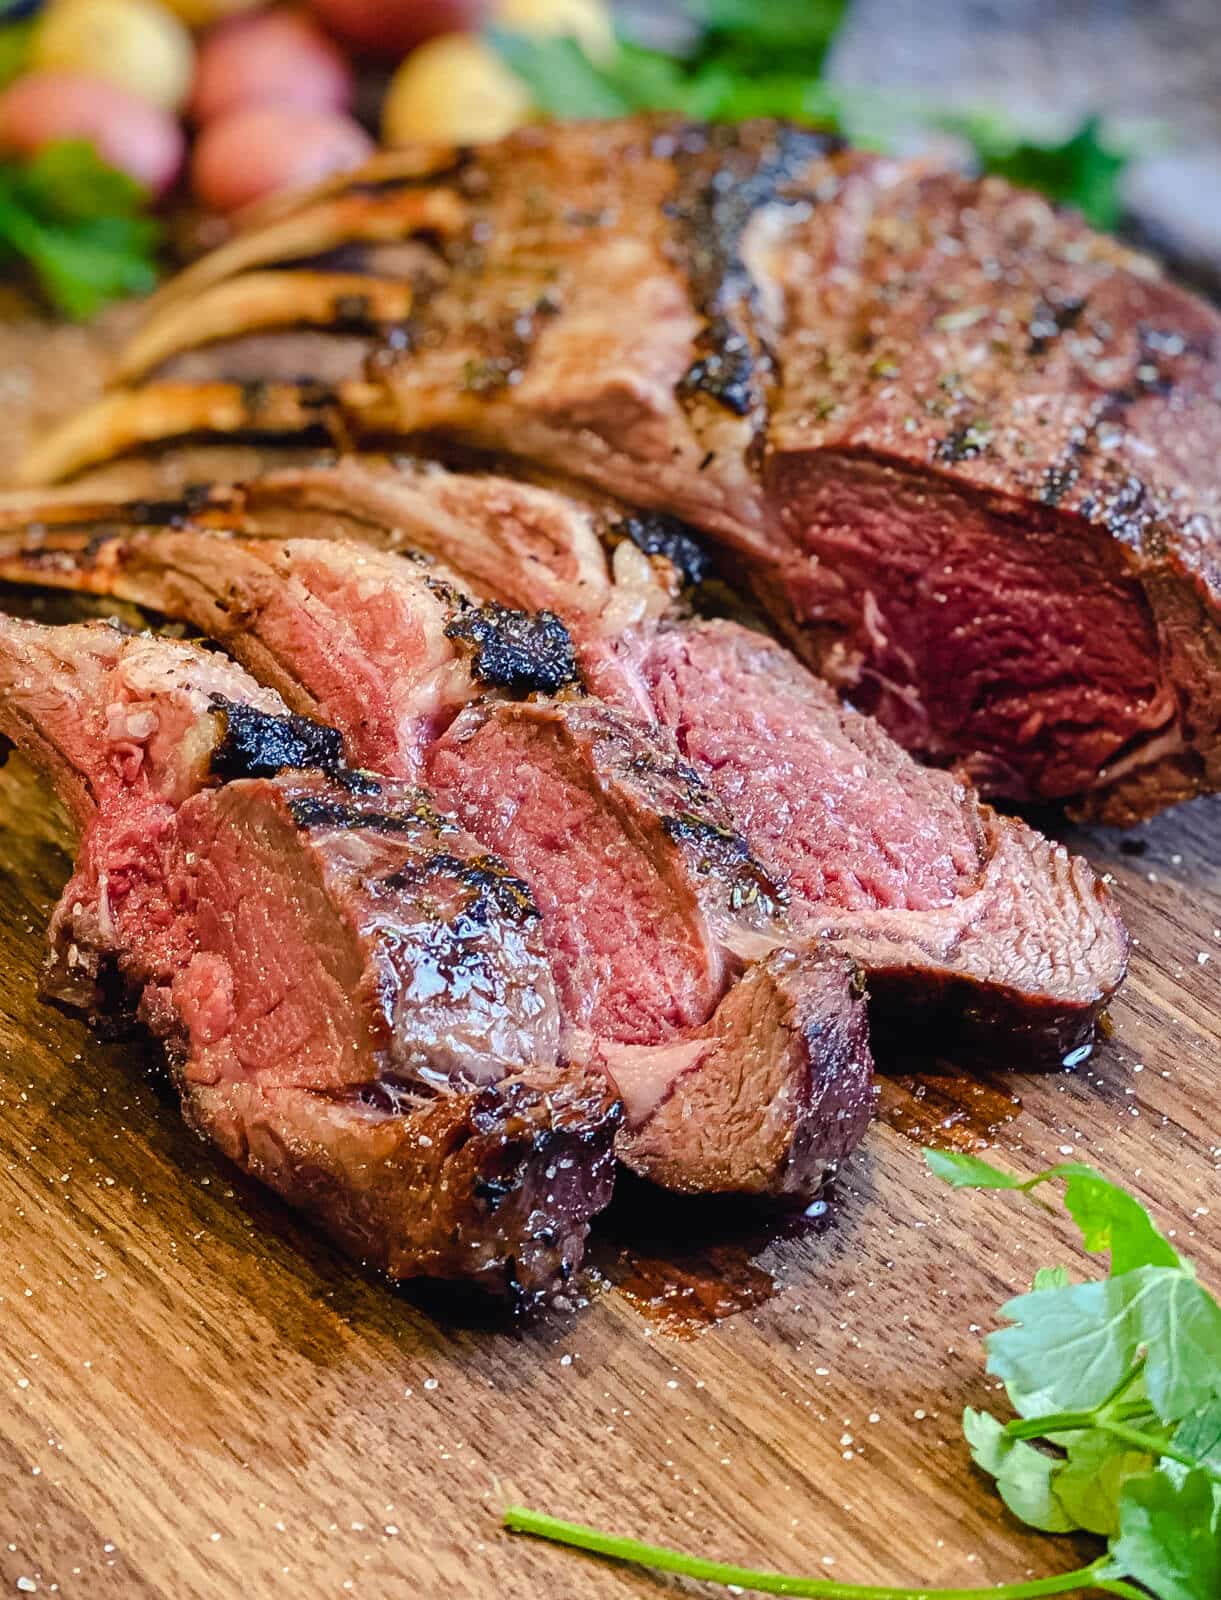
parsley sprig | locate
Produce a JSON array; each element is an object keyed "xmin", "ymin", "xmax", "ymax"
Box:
[
  {"xmin": 0, "ymin": 140, "xmax": 161, "ymax": 320},
  {"xmin": 490, "ymin": 0, "xmax": 1130, "ymax": 229},
  {"xmin": 504, "ymin": 1153, "xmax": 1220, "ymax": 1599}
]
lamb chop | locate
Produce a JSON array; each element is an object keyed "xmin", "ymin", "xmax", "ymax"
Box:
[
  {"xmin": 0, "ymin": 613, "xmax": 622, "ymax": 1304},
  {"xmin": 0, "ymin": 478, "xmax": 1126, "ymax": 1068},
  {"xmin": 0, "ymin": 520, "xmax": 874, "ymax": 1197},
  {"xmin": 16, "ymin": 119, "xmax": 1220, "ymax": 824}
]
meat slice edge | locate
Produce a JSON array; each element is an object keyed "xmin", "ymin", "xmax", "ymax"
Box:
[
  {"xmin": 427, "ymin": 696, "xmax": 875, "ymax": 1196},
  {"xmin": 0, "ymin": 474, "xmax": 1128, "ymax": 1068},
  {"xmin": 0, "ymin": 502, "xmax": 876, "ymax": 1198}
]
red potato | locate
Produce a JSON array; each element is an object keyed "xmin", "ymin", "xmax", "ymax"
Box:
[
  {"xmin": 0, "ymin": 70, "xmax": 184, "ymax": 195},
  {"xmin": 307, "ymin": 0, "xmax": 489, "ymax": 56},
  {"xmin": 191, "ymin": 103, "xmax": 373, "ymax": 212},
  {"xmin": 190, "ymin": 9, "xmax": 353, "ymax": 123}
]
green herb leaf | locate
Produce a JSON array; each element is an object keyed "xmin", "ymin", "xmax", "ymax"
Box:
[
  {"xmin": 923, "ymin": 1149, "xmax": 1025, "ymax": 1189},
  {"xmin": 0, "ymin": 141, "xmax": 160, "ymax": 319},
  {"xmin": 923, "ymin": 1151, "xmax": 1182, "ymax": 1275},
  {"xmin": 0, "ymin": 18, "xmax": 32, "ymax": 90},
  {"xmin": 1172, "ymin": 1400, "xmax": 1221, "ymax": 1475},
  {"xmin": 688, "ymin": 0, "xmax": 848, "ymax": 78},
  {"xmin": 1032, "ymin": 1266, "xmax": 1072, "ymax": 1291},
  {"xmin": 1103, "ymin": 1466, "xmax": 1221, "ymax": 1600},
  {"xmin": 950, "ymin": 114, "xmax": 1127, "ymax": 231},
  {"xmin": 962, "ymin": 1408, "xmax": 1077, "ymax": 1533},
  {"xmin": 989, "ymin": 1266, "xmax": 1221, "ymax": 1424},
  {"xmin": 16, "ymin": 139, "xmax": 150, "ymax": 222},
  {"xmin": 1052, "ymin": 1428, "xmax": 1155, "ymax": 1536},
  {"xmin": 488, "ymin": 30, "xmax": 639, "ymax": 117},
  {"xmin": 1045, "ymin": 1165, "xmax": 1183, "ymax": 1275}
]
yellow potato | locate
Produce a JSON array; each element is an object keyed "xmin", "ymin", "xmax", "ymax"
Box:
[
  {"xmin": 33, "ymin": 0, "xmax": 195, "ymax": 113},
  {"xmin": 381, "ymin": 34, "xmax": 532, "ymax": 147},
  {"xmin": 161, "ymin": 0, "xmax": 262, "ymax": 24},
  {"xmin": 496, "ymin": 0, "xmax": 614, "ymax": 61}
]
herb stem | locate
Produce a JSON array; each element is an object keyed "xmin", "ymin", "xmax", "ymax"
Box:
[
  {"xmin": 1003, "ymin": 1412, "xmax": 1221, "ymax": 1481},
  {"xmin": 1098, "ymin": 1419, "xmax": 1218, "ymax": 1477},
  {"xmin": 503, "ymin": 1508, "xmax": 1131, "ymax": 1598}
]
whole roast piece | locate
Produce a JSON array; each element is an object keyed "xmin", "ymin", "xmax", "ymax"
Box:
[{"xmin": 16, "ymin": 119, "xmax": 1221, "ymax": 824}]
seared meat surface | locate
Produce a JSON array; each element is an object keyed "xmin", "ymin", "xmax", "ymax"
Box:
[
  {"xmin": 0, "ymin": 615, "xmax": 620, "ymax": 1303},
  {"xmin": 429, "ymin": 696, "xmax": 873, "ymax": 1194},
  {"xmin": 21, "ymin": 118, "xmax": 1220, "ymax": 822}
]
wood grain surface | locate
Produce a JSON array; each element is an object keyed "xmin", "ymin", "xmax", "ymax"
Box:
[{"xmin": 0, "ymin": 313, "xmax": 1218, "ymax": 1600}]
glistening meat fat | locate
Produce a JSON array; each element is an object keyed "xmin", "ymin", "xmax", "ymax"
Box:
[
  {"xmin": 0, "ymin": 614, "xmax": 620, "ymax": 1304},
  {"xmin": 19, "ymin": 118, "xmax": 1221, "ymax": 823}
]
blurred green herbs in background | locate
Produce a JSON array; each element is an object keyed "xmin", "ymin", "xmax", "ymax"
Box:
[
  {"xmin": 492, "ymin": 0, "xmax": 1130, "ymax": 229},
  {"xmin": 0, "ymin": 140, "xmax": 161, "ymax": 319}
]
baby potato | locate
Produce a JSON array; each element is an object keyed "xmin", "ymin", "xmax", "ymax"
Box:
[
  {"xmin": 0, "ymin": 69, "xmax": 185, "ymax": 193},
  {"xmin": 496, "ymin": 0, "xmax": 613, "ymax": 61},
  {"xmin": 190, "ymin": 9, "xmax": 352, "ymax": 123},
  {"xmin": 33, "ymin": 0, "xmax": 195, "ymax": 113},
  {"xmin": 307, "ymin": 0, "xmax": 489, "ymax": 58},
  {"xmin": 381, "ymin": 33, "xmax": 530, "ymax": 146},
  {"xmin": 191, "ymin": 102, "xmax": 373, "ymax": 212}
]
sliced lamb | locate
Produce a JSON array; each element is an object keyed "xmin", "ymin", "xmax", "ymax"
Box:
[
  {"xmin": 0, "ymin": 477, "xmax": 1127, "ymax": 1066},
  {"xmin": 639, "ymin": 619, "xmax": 1129, "ymax": 1067},
  {"xmin": 0, "ymin": 615, "xmax": 620, "ymax": 1303},
  {"xmin": 0, "ymin": 516, "xmax": 580, "ymax": 776},
  {"xmin": 0, "ymin": 519, "xmax": 874, "ymax": 1197},
  {"xmin": 25, "ymin": 118, "xmax": 1219, "ymax": 821},
  {"xmin": 425, "ymin": 697, "xmax": 873, "ymax": 1195}
]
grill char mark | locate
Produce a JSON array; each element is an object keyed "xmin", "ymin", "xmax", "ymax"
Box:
[
  {"xmin": 662, "ymin": 122, "xmax": 841, "ymax": 418},
  {"xmin": 444, "ymin": 601, "xmax": 581, "ymax": 695}
]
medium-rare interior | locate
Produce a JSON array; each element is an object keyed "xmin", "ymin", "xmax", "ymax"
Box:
[
  {"xmin": 17, "ymin": 118, "xmax": 1221, "ymax": 824},
  {"xmin": 0, "ymin": 613, "xmax": 621, "ymax": 1304},
  {"xmin": 0, "ymin": 477, "xmax": 1127, "ymax": 1068}
]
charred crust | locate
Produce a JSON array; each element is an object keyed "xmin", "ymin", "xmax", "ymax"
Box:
[
  {"xmin": 933, "ymin": 422, "xmax": 992, "ymax": 464},
  {"xmin": 455, "ymin": 294, "xmax": 561, "ymax": 397},
  {"xmin": 663, "ymin": 122, "xmax": 840, "ymax": 416},
  {"xmin": 330, "ymin": 292, "xmax": 377, "ymax": 334},
  {"xmin": 444, "ymin": 602, "xmax": 581, "ymax": 695},
  {"xmin": 607, "ymin": 512, "xmax": 713, "ymax": 586},
  {"xmin": 1040, "ymin": 460, "xmax": 1080, "ymax": 507},
  {"xmin": 1027, "ymin": 293, "xmax": 1087, "ymax": 355},
  {"xmin": 662, "ymin": 810, "xmax": 786, "ymax": 912},
  {"xmin": 677, "ymin": 315, "xmax": 756, "ymax": 416},
  {"xmin": 1038, "ymin": 326, "xmax": 1189, "ymax": 535},
  {"xmin": 287, "ymin": 792, "xmax": 448, "ymax": 835},
  {"xmin": 124, "ymin": 483, "xmax": 221, "ymax": 527},
  {"xmin": 210, "ymin": 697, "xmax": 378, "ymax": 790},
  {"xmin": 381, "ymin": 850, "xmax": 539, "ymax": 924},
  {"xmin": 662, "ymin": 810, "xmax": 747, "ymax": 852}
]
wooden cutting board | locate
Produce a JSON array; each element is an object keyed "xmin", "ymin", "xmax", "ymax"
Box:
[{"xmin": 0, "ymin": 312, "xmax": 1218, "ymax": 1600}]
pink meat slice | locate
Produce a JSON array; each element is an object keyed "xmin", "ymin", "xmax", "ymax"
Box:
[
  {"xmin": 0, "ymin": 614, "xmax": 619, "ymax": 1301},
  {"xmin": 640, "ymin": 619, "xmax": 1128, "ymax": 1065}
]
